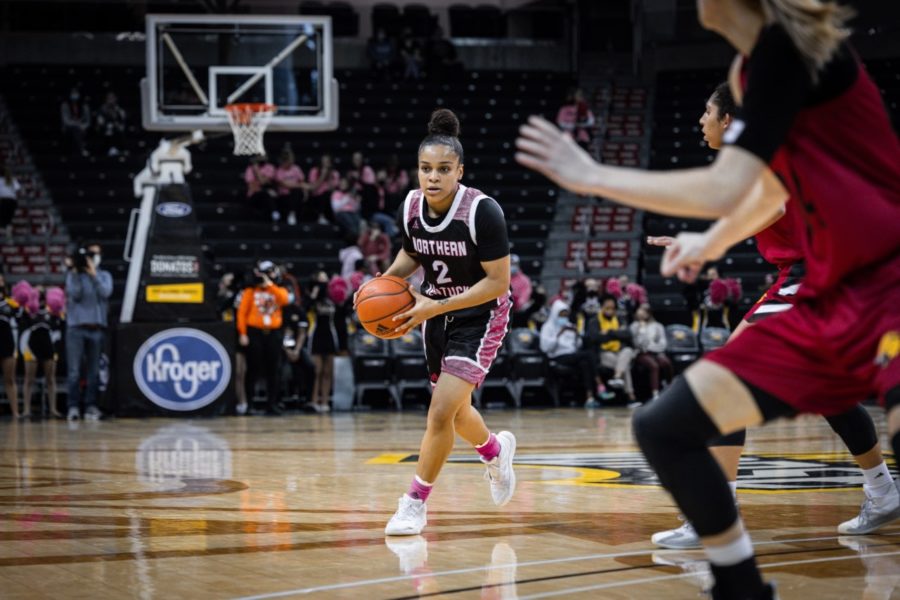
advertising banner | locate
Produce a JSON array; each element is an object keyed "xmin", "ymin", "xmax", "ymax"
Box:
[
  {"xmin": 114, "ymin": 322, "xmax": 235, "ymax": 416},
  {"xmin": 132, "ymin": 184, "xmax": 216, "ymax": 322}
]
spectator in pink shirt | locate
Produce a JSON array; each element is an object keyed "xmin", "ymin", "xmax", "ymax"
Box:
[
  {"xmin": 330, "ymin": 177, "xmax": 361, "ymax": 236},
  {"xmin": 274, "ymin": 147, "xmax": 306, "ymax": 226},
  {"xmin": 555, "ymin": 88, "xmax": 595, "ymax": 149},
  {"xmin": 244, "ymin": 154, "xmax": 279, "ymax": 222},
  {"xmin": 308, "ymin": 154, "xmax": 340, "ymax": 225},
  {"xmin": 377, "ymin": 154, "xmax": 410, "ymax": 213},
  {"xmin": 509, "ymin": 254, "xmax": 535, "ymax": 327},
  {"xmin": 357, "ymin": 220, "xmax": 392, "ymax": 274},
  {"xmin": 348, "ymin": 151, "xmax": 383, "ymax": 224}
]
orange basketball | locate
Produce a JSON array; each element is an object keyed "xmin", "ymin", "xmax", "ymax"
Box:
[{"xmin": 355, "ymin": 275, "xmax": 416, "ymax": 339}]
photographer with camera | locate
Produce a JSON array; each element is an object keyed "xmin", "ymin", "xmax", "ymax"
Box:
[
  {"xmin": 64, "ymin": 242, "xmax": 112, "ymax": 421},
  {"xmin": 237, "ymin": 260, "xmax": 289, "ymax": 415}
]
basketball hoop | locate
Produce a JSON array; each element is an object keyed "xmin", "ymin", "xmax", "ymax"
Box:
[{"xmin": 225, "ymin": 103, "xmax": 276, "ymax": 156}]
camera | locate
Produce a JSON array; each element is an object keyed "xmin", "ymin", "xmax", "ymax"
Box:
[{"xmin": 70, "ymin": 248, "xmax": 91, "ymax": 272}]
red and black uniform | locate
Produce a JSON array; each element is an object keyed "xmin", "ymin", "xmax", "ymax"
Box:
[
  {"xmin": 743, "ymin": 152, "xmax": 806, "ymax": 323},
  {"xmin": 400, "ymin": 184, "xmax": 511, "ymax": 387},
  {"xmin": 707, "ymin": 25, "xmax": 900, "ymax": 414}
]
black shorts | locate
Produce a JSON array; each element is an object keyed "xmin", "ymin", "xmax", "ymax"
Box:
[
  {"xmin": 423, "ymin": 294, "xmax": 511, "ymax": 387},
  {"xmin": 0, "ymin": 321, "xmax": 15, "ymax": 359}
]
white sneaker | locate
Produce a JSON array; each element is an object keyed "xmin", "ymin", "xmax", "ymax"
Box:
[
  {"xmin": 385, "ymin": 494, "xmax": 427, "ymax": 536},
  {"xmin": 317, "ymin": 215, "xmax": 329, "ymax": 225},
  {"xmin": 236, "ymin": 402, "xmax": 248, "ymax": 415},
  {"xmin": 271, "ymin": 210, "xmax": 281, "ymax": 222},
  {"xmin": 286, "ymin": 211, "xmax": 297, "ymax": 226},
  {"xmin": 651, "ymin": 516, "xmax": 702, "ymax": 549},
  {"xmin": 607, "ymin": 378, "xmax": 625, "ymax": 389},
  {"xmin": 385, "ymin": 535, "xmax": 428, "ymax": 573},
  {"xmin": 838, "ymin": 481, "xmax": 900, "ymax": 535},
  {"xmin": 483, "ymin": 431, "xmax": 517, "ymax": 506},
  {"xmin": 67, "ymin": 407, "xmax": 80, "ymax": 421},
  {"xmin": 84, "ymin": 406, "xmax": 103, "ymax": 421}
]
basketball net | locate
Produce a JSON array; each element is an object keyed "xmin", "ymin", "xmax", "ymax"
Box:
[{"xmin": 225, "ymin": 103, "xmax": 276, "ymax": 156}]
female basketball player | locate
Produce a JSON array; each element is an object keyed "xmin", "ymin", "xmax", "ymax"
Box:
[
  {"xmin": 516, "ymin": 1, "xmax": 900, "ymax": 596},
  {"xmin": 366, "ymin": 108, "xmax": 516, "ymax": 536},
  {"xmin": 648, "ymin": 83, "xmax": 898, "ymax": 550}
]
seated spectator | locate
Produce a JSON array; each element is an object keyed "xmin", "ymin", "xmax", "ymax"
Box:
[
  {"xmin": 330, "ymin": 177, "xmax": 362, "ymax": 237},
  {"xmin": 556, "ymin": 88, "xmax": 595, "ymax": 150},
  {"xmin": 308, "ymin": 154, "xmax": 340, "ymax": 225},
  {"xmin": 540, "ymin": 300, "xmax": 605, "ymax": 408},
  {"xmin": 274, "ymin": 146, "xmax": 306, "ymax": 226},
  {"xmin": 95, "ymin": 92, "xmax": 126, "ymax": 157},
  {"xmin": 339, "ymin": 235, "xmax": 364, "ymax": 280},
  {"xmin": 509, "ymin": 255, "xmax": 534, "ymax": 328},
  {"xmin": 0, "ymin": 162, "xmax": 21, "ymax": 240},
  {"xmin": 400, "ymin": 31, "xmax": 424, "ymax": 80},
  {"xmin": 357, "ymin": 220, "xmax": 392, "ymax": 274},
  {"xmin": 243, "ymin": 154, "xmax": 279, "ymax": 222},
  {"xmin": 367, "ymin": 28, "xmax": 396, "ymax": 81},
  {"xmin": 630, "ymin": 303, "xmax": 673, "ymax": 401},
  {"xmin": 425, "ymin": 26, "xmax": 464, "ymax": 82},
  {"xmin": 585, "ymin": 294, "xmax": 636, "ymax": 404},
  {"xmin": 60, "ymin": 88, "xmax": 90, "ymax": 156},
  {"xmin": 377, "ymin": 154, "xmax": 410, "ymax": 214}
]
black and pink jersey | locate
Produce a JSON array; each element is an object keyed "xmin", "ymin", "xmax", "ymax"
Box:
[
  {"xmin": 400, "ymin": 184, "xmax": 510, "ymax": 317},
  {"xmin": 727, "ymin": 25, "xmax": 900, "ymax": 295}
]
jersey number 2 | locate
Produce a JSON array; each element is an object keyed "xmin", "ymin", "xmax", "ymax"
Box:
[{"xmin": 433, "ymin": 261, "xmax": 453, "ymax": 284}]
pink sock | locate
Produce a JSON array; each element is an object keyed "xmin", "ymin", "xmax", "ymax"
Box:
[
  {"xmin": 476, "ymin": 433, "xmax": 501, "ymax": 462},
  {"xmin": 408, "ymin": 475, "xmax": 433, "ymax": 502}
]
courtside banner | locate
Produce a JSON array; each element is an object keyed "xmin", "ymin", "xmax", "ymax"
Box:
[
  {"xmin": 113, "ymin": 322, "xmax": 235, "ymax": 416},
  {"xmin": 133, "ymin": 183, "xmax": 216, "ymax": 321},
  {"xmin": 146, "ymin": 282, "xmax": 204, "ymax": 303}
]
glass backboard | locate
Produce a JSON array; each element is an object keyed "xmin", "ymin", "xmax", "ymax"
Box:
[{"xmin": 142, "ymin": 14, "xmax": 338, "ymax": 132}]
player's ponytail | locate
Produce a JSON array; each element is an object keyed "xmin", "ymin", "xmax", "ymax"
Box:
[
  {"xmin": 419, "ymin": 108, "xmax": 464, "ymax": 163},
  {"xmin": 759, "ymin": 0, "xmax": 854, "ymax": 83}
]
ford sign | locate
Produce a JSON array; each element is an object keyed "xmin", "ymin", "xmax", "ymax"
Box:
[
  {"xmin": 133, "ymin": 328, "xmax": 231, "ymax": 411},
  {"xmin": 156, "ymin": 202, "xmax": 192, "ymax": 217}
]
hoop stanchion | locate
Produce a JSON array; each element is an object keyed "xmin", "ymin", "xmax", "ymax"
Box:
[{"xmin": 225, "ymin": 103, "xmax": 276, "ymax": 156}]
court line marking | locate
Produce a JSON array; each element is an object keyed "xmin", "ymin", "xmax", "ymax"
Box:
[
  {"xmin": 516, "ymin": 549, "xmax": 900, "ymax": 599},
  {"xmin": 229, "ymin": 532, "xmax": 900, "ymax": 599}
]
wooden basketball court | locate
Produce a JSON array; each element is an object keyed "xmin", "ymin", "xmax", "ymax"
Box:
[{"xmin": 1, "ymin": 408, "xmax": 898, "ymax": 599}]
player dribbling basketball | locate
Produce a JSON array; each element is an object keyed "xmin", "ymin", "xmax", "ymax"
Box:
[{"xmin": 367, "ymin": 108, "xmax": 516, "ymax": 536}]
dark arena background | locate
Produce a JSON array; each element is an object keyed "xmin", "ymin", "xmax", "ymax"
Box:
[{"xmin": 0, "ymin": 1, "xmax": 898, "ymax": 598}]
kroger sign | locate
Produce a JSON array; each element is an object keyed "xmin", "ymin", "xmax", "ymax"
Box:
[{"xmin": 133, "ymin": 328, "xmax": 231, "ymax": 411}]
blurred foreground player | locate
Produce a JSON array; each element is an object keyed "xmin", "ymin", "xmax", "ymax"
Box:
[
  {"xmin": 649, "ymin": 82, "xmax": 898, "ymax": 550},
  {"xmin": 515, "ymin": 0, "xmax": 900, "ymax": 596}
]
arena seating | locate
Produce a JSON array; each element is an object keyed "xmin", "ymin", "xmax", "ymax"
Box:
[
  {"xmin": 3, "ymin": 64, "xmax": 565, "ymax": 320},
  {"xmin": 643, "ymin": 59, "xmax": 900, "ymax": 324}
]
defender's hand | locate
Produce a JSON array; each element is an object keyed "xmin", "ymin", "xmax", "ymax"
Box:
[{"xmin": 515, "ymin": 116, "xmax": 599, "ymax": 196}]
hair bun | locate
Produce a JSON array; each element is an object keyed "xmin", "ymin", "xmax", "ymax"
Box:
[{"xmin": 427, "ymin": 109, "xmax": 460, "ymax": 138}]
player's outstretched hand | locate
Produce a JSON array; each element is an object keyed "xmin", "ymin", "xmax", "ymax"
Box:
[
  {"xmin": 392, "ymin": 286, "xmax": 437, "ymax": 336},
  {"xmin": 646, "ymin": 236, "xmax": 676, "ymax": 247},
  {"xmin": 515, "ymin": 116, "xmax": 599, "ymax": 196},
  {"xmin": 660, "ymin": 232, "xmax": 718, "ymax": 283}
]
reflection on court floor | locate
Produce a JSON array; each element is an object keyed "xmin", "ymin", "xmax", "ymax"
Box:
[{"xmin": 0, "ymin": 409, "xmax": 896, "ymax": 599}]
